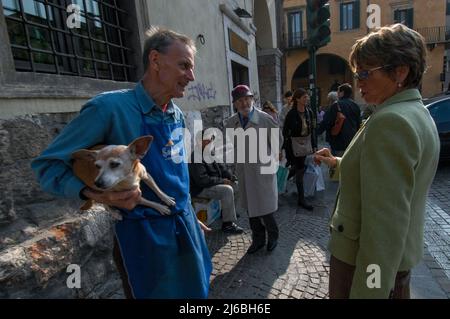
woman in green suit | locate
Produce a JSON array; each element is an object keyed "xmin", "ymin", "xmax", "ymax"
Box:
[{"xmin": 315, "ymin": 24, "xmax": 440, "ymax": 299}]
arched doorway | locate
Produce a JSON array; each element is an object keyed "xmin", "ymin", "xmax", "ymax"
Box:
[
  {"xmin": 291, "ymin": 54, "xmax": 353, "ymax": 107},
  {"xmin": 253, "ymin": 0, "xmax": 282, "ymax": 109}
]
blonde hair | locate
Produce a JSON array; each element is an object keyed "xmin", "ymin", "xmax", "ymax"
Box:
[{"xmin": 349, "ymin": 24, "xmax": 427, "ymax": 88}]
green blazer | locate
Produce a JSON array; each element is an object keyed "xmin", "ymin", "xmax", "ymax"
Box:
[{"xmin": 328, "ymin": 89, "xmax": 440, "ymax": 298}]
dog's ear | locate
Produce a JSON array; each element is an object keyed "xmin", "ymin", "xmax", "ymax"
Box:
[
  {"xmin": 128, "ymin": 135, "xmax": 154, "ymax": 159},
  {"xmin": 71, "ymin": 149, "xmax": 98, "ymax": 161}
]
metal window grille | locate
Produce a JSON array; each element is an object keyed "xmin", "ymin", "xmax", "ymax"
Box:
[{"xmin": 2, "ymin": 0, "xmax": 135, "ymax": 81}]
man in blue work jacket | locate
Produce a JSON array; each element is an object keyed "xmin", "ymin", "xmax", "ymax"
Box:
[{"xmin": 32, "ymin": 27, "xmax": 212, "ymax": 299}]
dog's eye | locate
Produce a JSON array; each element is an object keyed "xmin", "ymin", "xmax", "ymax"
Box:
[
  {"xmin": 110, "ymin": 162, "xmax": 120, "ymax": 169},
  {"xmin": 95, "ymin": 164, "xmax": 101, "ymax": 170}
]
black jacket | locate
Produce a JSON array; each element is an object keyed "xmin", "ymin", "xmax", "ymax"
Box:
[
  {"xmin": 189, "ymin": 155, "xmax": 233, "ymax": 197},
  {"xmin": 282, "ymin": 107, "xmax": 317, "ymax": 163},
  {"xmin": 317, "ymin": 98, "xmax": 361, "ymax": 152}
]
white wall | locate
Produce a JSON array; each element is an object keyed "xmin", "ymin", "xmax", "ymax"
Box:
[
  {"xmin": 145, "ymin": 0, "xmax": 231, "ymax": 110},
  {"xmin": 143, "ymin": 0, "xmax": 274, "ymax": 111}
]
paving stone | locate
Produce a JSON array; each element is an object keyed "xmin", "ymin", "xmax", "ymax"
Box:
[{"xmin": 205, "ymin": 163, "xmax": 450, "ymax": 300}]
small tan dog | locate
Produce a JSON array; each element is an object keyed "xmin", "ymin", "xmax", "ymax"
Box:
[{"xmin": 71, "ymin": 135, "xmax": 176, "ymax": 215}]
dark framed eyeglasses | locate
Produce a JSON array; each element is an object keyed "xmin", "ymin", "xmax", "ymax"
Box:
[{"xmin": 353, "ymin": 65, "xmax": 392, "ymax": 80}]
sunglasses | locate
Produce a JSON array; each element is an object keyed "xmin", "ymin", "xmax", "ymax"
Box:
[{"xmin": 353, "ymin": 65, "xmax": 392, "ymax": 80}]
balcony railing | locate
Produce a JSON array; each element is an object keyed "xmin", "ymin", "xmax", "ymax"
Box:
[
  {"xmin": 284, "ymin": 26, "xmax": 450, "ymax": 51},
  {"xmin": 415, "ymin": 26, "xmax": 450, "ymax": 44},
  {"xmin": 285, "ymin": 31, "xmax": 308, "ymax": 49}
]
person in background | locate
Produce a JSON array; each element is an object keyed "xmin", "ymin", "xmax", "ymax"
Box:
[
  {"xmin": 326, "ymin": 91, "xmax": 338, "ymax": 113},
  {"xmin": 225, "ymin": 84, "xmax": 280, "ymax": 254},
  {"xmin": 282, "ymin": 88, "xmax": 316, "ymax": 211},
  {"xmin": 279, "ymin": 90, "xmax": 293, "ymax": 131},
  {"xmin": 317, "ymin": 83, "xmax": 361, "ymax": 157},
  {"xmin": 189, "ymin": 131, "xmax": 244, "ymax": 234},
  {"xmin": 262, "ymin": 101, "xmax": 279, "ymax": 123},
  {"xmin": 315, "ymin": 24, "xmax": 440, "ymax": 299}
]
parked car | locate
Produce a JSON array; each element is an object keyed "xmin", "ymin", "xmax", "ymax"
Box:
[
  {"xmin": 422, "ymin": 92, "xmax": 450, "ymax": 105},
  {"xmin": 424, "ymin": 96, "xmax": 450, "ymax": 161}
]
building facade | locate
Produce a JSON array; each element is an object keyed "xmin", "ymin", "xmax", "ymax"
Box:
[
  {"xmin": 283, "ymin": 0, "xmax": 448, "ymax": 105},
  {"xmin": 0, "ymin": 0, "xmax": 283, "ymax": 298},
  {"xmin": 1, "ymin": 0, "xmax": 284, "ymax": 118}
]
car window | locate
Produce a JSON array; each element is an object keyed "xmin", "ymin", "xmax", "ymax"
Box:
[{"xmin": 429, "ymin": 100, "xmax": 450, "ymax": 122}]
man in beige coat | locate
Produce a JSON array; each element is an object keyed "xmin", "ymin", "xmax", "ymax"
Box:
[{"xmin": 224, "ymin": 85, "xmax": 280, "ymax": 254}]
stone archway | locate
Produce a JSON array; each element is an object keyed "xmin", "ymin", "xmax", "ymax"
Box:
[
  {"xmin": 291, "ymin": 53, "xmax": 353, "ymax": 107},
  {"xmin": 254, "ymin": 0, "xmax": 275, "ymax": 49},
  {"xmin": 254, "ymin": 0, "xmax": 283, "ymax": 109}
]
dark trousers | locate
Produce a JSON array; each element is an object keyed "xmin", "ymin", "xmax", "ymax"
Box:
[
  {"xmin": 293, "ymin": 156, "xmax": 307, "ymax": 202},
  {"xmin": 112, "ymin": 237, "xmax": 135, "ymax": 299},
  {"xmin": 249, "ymin": 213, "xmax": 279, "ymax": 244},
  {"xmin": 329, "ymin": 255, "xmax": 411, "ymax": 299}
]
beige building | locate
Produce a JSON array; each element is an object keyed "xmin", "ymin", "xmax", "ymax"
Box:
[{"xmin": 283, "ymin": 0, "xmax": 448, "ymax": 105}]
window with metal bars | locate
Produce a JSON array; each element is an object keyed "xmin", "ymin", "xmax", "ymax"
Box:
[{"xmin": 1, "ymin": 0, "xmax": 135, "ymax": 81}]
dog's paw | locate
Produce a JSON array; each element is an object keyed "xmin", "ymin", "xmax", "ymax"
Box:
[
  {"xmin": 157, "ymin": 204, "xmax": 172, "ymax": 215},
  {"xmin": 163, "ymin": 196, "xmax": 176, "ymax": 207}
]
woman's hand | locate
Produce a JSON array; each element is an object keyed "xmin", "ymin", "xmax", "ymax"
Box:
[{"xmin": 314, "ymin": 148, "xmax": 338, "ymax": 169}]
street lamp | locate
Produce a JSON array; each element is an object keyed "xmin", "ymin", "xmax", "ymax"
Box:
[{"xmin": 234, "ymin": 7, "xmax": 252, "ymax": 18}]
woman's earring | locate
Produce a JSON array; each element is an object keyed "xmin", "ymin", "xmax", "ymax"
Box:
[{"xmin": 397, "ymin": 82, "xmax": 403, "ymax": 88}]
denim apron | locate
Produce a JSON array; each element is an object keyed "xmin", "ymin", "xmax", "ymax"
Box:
[{"xmin": 114, "ymin": 110, "xmax": 212, "ymax": 299}]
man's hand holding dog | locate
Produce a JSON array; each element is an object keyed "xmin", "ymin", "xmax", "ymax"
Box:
[{"xmin": 82, "ymin": 187, "xmax": 142, "ymax": 210}]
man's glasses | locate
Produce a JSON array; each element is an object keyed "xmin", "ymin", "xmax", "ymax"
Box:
[{"xmin": 353, "ymin": 65, "xmax": 392, "ymax": 80}]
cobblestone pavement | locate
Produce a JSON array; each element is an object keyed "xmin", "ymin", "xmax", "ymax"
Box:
[
  {"xmin": 423, "ymin": 162, "xmax": 450, "ymax": 297},
  {"xmin": 207, "ymin": 170, "xmax": 338, "ymax": 299},
  {"xmin": 111, "ymin": 164, "xmax": 450, "ymax": 299},
  {"xmin": 206, "ymin": 163, "xmax": 450, "ymax": 299}
]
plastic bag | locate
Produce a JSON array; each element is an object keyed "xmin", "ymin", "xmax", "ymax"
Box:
[
  {"xmin": 303, "ymin": 156, "xmax": 325, "ymax": 197},
  {"xmin": 316, "ymin": 165, "xmax": 325, "ymax": 192}
]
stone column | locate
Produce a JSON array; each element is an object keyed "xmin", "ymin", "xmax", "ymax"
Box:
[{"xmin": 257, "ymin": 48, "xmax": 283, "ymax": 110}]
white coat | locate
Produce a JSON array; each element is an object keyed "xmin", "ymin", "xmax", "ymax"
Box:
[{"xmin": 224, "ymin": 108, "xmax": 281, "ymax": 217}]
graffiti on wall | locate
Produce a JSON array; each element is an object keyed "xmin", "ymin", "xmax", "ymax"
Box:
[{"xmin": 187, "ymin": 82, "xmax": 217, "ymax": 102}]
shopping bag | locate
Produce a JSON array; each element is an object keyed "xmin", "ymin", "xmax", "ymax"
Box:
[
  {"xmin": 303, "ymin": 156, "xmax": 325, "ymax": 197},
  {"xmin": 277, "ymin": 165, "xmax": 289, "ymax": 194},
  {"xmin": 316, "ymin": 165, "xmax": 325, "ymax": 192},
  {"xmin": 303, "ymin": 164, "xmax": 318, "ymax": 197}
]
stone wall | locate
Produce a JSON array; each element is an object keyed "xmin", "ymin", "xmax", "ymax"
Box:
[
  {"xmin": 199, "ymin": 105, "xmax": 232, "ymax": 131},
  {"xmin": 0, "ymin": 104, "xmax": 231, "ymax": 299},
  {"xmin": 257, "ymin": 49, "xmax": 283, "ymax": 110},
  {"xmin": 0, "ymin": 113, "xmax": 122, "ymax": 299}
]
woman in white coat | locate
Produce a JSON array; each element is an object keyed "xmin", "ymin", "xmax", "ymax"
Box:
[{"xmin": 224, "ymin": 85, "xmax": 280, "ymax": 254}]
